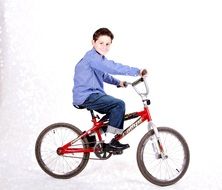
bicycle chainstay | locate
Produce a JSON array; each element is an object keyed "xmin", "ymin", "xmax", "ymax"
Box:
[{"xmin": 61, "ymin": 142, "xmax": 123, "ymax": 160}]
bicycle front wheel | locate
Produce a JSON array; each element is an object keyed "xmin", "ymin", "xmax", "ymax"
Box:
[
  {"xmin": 137, "ymin": 127, "xmax": 190, "ymax": 186},
  {"xmin": 35, "ymin": 123, "xmax": 90, "ymax": 179}
]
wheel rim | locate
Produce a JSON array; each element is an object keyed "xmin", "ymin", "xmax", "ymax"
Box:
[
  {"xmin": 141, "ymin": 130, "xmax": 188, "ymax": 183},
  {"xmin": 38, "ymin": 126, "xmax": 85, "ymax": 175}
]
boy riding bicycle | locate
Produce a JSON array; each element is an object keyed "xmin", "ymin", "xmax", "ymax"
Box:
[{"xmin": 73, "ymin": 28, "xmax": 147, "ymax": 150}]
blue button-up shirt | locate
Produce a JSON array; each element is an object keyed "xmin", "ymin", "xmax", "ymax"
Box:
[{"xmin": 73, "ymin": 48, "xmax": 140, "ymax": 105}]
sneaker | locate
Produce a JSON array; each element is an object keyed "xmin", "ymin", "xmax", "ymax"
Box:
[
  {"xmin": 86, "ymin": 135, "xmax": 96, "ymax": 147},
  {"xmin": 108, "ymin": 139, "xmax": 130, "ymax": 150}
]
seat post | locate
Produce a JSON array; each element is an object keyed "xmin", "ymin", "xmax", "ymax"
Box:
[{"xmin": 90, "ymin": 110, "xmax": 96, "ymax": 119}]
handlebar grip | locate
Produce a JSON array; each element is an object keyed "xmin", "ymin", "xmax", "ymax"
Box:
[{"xmin": 132, "ymin": 77, "xmax": 144, "ymax": 86}]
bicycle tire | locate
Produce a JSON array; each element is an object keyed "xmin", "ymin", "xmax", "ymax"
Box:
[
  {"xmin": 137, "ymin": 127, "xmax": 190, "ymax": 186},
  {"xmin": 35, "ymin": 123, "xmax": 90, "ymax": 179}
]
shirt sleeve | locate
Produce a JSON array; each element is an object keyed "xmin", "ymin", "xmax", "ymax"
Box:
[
  {"xmin": 89, "ymin": 53, "xmax": 140, "ymax": 76},
  {"xmin": 102, "ymin": 73, "xmax": 120, "ymax": 85}
]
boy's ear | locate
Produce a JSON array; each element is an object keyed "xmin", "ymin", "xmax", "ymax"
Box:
[{"xmin": 92, "ymin": 40, "xmax": 95, "ymax": 45}]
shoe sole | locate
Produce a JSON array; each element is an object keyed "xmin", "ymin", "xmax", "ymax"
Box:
[{"xmin": 106, "ymin": 144, "xmax": 130, "ymax": 152}]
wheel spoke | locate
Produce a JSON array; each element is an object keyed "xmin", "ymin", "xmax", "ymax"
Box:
[
  {"xmin": 35, "ymin": 123, "xmax": 90, "ymax": 178},
  {"xmin": 137, "ymin": 127, "xmax": 189, "ymax": 186}
]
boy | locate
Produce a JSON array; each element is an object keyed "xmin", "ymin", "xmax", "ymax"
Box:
[{"xmin": 73, "ymin": 28, "xmax": 147, "ymax": 150}]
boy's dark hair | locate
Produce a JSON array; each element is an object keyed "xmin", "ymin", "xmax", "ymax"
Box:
[{"xmin": 93, "ymin": 28, "xmax": 114, "ymax": 42}]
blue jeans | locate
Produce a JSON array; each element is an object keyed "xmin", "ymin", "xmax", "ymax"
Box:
[{"xmin": 80, "ymin": 93, "xmax": 125, "ymax": 134}]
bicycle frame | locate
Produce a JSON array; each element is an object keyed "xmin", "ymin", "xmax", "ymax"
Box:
[
  {"xmin": 57, "ymin": 108, "xmax": 151, "ymax": 155},
  {"xmin": 57, "ymin": 77, "xmax": 163, "ymax": 155}
]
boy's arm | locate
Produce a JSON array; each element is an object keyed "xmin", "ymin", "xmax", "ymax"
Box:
[
  {"xmin": 90, "ymin": 55, "xmax": 140, "ymax": 76},
  {"xmin": 102, "ymin": 73, "xmax": 120, "ymax": 86}
]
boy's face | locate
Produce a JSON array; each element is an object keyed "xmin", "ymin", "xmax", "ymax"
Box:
[{"xmin": 92, "ymin": 35, "xmax": 112, "ymax": 56}]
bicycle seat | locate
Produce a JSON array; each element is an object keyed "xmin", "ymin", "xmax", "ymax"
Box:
[
  {"xmin": 74, "ymin": 105, "xmax": 103, "ymax": 120},
  {"xmin": 74, "ymin": 105, "xmax": 94, "ymax": 113},
  {"xmin": 73, "ymin": 105, "xmax": 85, "ymax": 109}
]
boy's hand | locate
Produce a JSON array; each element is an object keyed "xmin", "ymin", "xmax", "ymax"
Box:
[
  {"xmin": 140, "ymin": 69, "xmax": 148, "ymax": 76},
  {"xmin": 118, "ymin": 81, "xmax": 127, "ymax": 88}
]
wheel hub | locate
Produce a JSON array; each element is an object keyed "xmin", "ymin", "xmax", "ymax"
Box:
[{"xmin": 57, "ymin": 147, "xmax": 64, "ymax": 155}]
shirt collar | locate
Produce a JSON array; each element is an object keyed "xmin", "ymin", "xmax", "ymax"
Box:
[{"xmin": 92, "ymin": 48, "xmax": 105, "ymax": 59}]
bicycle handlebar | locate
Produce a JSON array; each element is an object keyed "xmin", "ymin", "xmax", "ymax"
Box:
[
  {"xmin": 117, "ymin": 69, "xmax": 147, "ymax": 87},
  {"xmin": 132, "ymin": 77, "xmax": 144, "ymax": 87},
  {"xmin": 121, "ymin": 76, "xmax": 149, "ymax": 97}
]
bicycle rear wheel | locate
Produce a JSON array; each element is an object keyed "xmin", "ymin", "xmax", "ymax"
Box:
[
  {"xmin": 35, "ymin": 123, "xmax": 90, "ymax": 179},
  {"xmin": 137, "ymin": 127, "xmax": 190, "ymax": 186}
]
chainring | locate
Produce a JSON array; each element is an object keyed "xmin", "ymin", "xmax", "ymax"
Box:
[{"xmin": 94, "ymin": 143, "xmax": 112, "ymax": 160}]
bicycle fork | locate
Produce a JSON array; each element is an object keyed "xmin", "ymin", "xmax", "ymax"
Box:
[{"xmin": 148, "ymin": 121, "xmax": 167, "ymax": 159}]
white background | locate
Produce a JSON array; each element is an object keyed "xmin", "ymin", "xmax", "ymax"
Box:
[{"xmin": 0, "ymin": 0, "xmax": 222, "ymax": 189}]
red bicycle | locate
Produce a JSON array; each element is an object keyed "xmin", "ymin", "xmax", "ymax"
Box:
[{"xmin": 35, "ymin": 77, "xmax": 190, "ymax": 186}]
